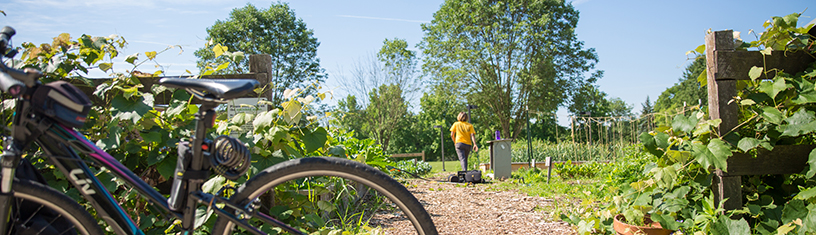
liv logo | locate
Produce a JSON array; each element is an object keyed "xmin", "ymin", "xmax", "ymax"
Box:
[{"xmin": 69, "ymin": 168, "xmax": 96, "ymax": 195}]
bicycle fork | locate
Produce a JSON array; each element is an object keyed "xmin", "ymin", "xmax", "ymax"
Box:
[{"xmin": 0, "ymin": 138, "xmax": 22, "ymax": 235}]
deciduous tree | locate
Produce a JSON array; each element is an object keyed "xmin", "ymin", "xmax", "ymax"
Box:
[
  {"xmin": 195, "ymin": 2, "xmax": 325, "ymax": 106},
  {"xmin": 419, "ymin": 0, "xmax": 600, "ymax": 140}
]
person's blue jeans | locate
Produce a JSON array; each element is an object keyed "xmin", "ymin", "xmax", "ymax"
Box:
[{"xmin": 455, "ymin": 143, "xmax": 472, "ymax": 171}]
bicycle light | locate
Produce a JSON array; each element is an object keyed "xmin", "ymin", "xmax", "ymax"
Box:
[{"xmin": 210, "ymin": 135, "xmax": 251, "ymax": 180}]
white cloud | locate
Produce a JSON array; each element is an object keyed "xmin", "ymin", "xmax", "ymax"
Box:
[
  {"xmin": 336, "ymin": 15, "xmax": 430, "ymax": 24},
  {"xmin": 570, "ymin": 0, "xmax": 590, "ymax": 5}
]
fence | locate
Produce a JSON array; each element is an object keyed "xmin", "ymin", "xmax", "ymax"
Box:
[{"xmin": 704, "ymin": 30, "xmax": 814, "ymax": 210}]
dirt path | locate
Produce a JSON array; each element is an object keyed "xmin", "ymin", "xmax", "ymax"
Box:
[{"xmin": 378, "ymin": 174, "xmax": 576, "ymax": 234}]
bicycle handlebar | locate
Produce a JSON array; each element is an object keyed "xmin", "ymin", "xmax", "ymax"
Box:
[
  {"xmin": 0, "ymin": 26, "xmax": 14, "ymax": 50},
  {"xmin": 0, "ymin": 26, "xmax": 39, "ymax": 97}
]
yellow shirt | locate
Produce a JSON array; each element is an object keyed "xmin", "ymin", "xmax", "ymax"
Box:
[{"xmin": 450, "ymin": 121, "xmax": 475, "ymax": 145}]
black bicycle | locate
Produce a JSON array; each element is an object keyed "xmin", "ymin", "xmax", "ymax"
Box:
[{"xmin": 0, "ymin": 26, "xmax": 437, "ymax": 235}]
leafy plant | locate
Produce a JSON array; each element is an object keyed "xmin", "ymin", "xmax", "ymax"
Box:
[{"xmin": 562, "ymin": 12, "xmax": 816, "ymax": 235}]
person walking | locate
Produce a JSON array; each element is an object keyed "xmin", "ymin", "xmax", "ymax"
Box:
[{"xmin": 450, "ymin": 112, "xmax": 478, "ymax": 171}]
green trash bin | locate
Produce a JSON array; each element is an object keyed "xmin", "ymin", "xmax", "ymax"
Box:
[{"xmin": 487, "ymin": 139, "xmax": 512, "ymax": 180}]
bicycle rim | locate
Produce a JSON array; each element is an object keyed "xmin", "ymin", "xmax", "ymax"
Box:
[
  {"xmin": 8, "ymin": 179, "xmax": 101, "ymax": 235},
  {"xmin": 212, "ymin": 157, "xmax": 437, "ymax": 235}
]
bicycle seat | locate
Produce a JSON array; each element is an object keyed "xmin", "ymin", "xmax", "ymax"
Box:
[{"xmin": 158, "ymin": 78, "xmax": 260, "ymax": 100}]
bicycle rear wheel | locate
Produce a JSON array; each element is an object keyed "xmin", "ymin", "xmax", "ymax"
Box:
[
  {"xmin": 211, "ymin": 157, "xmax": 437, "ymax": 235},
  {"xmin": 7, "ymin": 178, "xmax": 104, "ymax": 235}
]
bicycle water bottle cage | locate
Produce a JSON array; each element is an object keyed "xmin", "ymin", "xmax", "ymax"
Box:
[
  {"xmin": 157, "ymin": 78, "xmax": 259, "ymax": 102},
  {"xmin": 30, "ymin": 81, "xmax": 92, "ymax": 128}
]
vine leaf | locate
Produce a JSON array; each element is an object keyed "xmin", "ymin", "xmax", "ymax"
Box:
[
  {"xmin": 781, "ymin": 199, "xmax": 807, "ymax": 224},
  {"xmin": 639, "ymin": 132, "xmax": 664, "ymax": 157},
  {"xmin": 672, "ymin": 113, "xmax": 698, "ymax": 134},
  {"xmin": 748, "ymin": 66, "xmax": 763, "ymax": 81},
  {"xmin": 807, "ymin": 149, "xmax": 816, "ymax": 178},
  {"xmin": 761, "ymin": 107, "xmax": 784, "ymax": 125},
  {"xmin": 692, "ymin": 139, "xmax": 730, "ymax": 172},
  {"xmin": 758, "ymin": 77, "xmax": 788, "ymax": 100},
  {"xmin": 737, "ymin": 138, "xmax": 761, "ymax": 152},
  {"xmin": 779, "ymin": 109, "xmax": 816, "ymax": 137},
  {"xmin": 302, "ymin": 127, "xmax": 328, "ymax": 153}
]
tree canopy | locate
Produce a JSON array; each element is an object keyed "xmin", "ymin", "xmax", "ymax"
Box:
[
  {"xmin": 194, "ymin": 2, "xmax": 325, "ymax": 106},
  {"xmin": 653, "ymin": 58, "xmax": 707, "ymax": 115},
  {"xmin": 419, "ymin": 0, "xmax": 601, "ymax": 140}
]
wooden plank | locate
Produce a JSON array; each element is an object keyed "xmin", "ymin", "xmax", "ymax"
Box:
[
  {"xmin": 391, "ymin": 153, "xmax": 424, "ymax": 158},
  {"xmin": 712, "ymin": 50, "xmax": 814, "ymax": 81},
  {"xmin": 724, "ymin": 145, "xmax": 813, "ymax": 176}
]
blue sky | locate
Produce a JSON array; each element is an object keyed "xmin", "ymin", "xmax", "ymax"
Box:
[{"xmin": 1, "ymin": 0, "xmax": 814, "ymax": 124}]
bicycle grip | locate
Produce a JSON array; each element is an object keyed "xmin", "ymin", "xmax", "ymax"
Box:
[
  {"xmin": 0, "ymin": 72, "xmax": 25, "ymax": 97},
  {"xmin": 0, "ymin": 26, "xmax": 15, "ymax": 51}
]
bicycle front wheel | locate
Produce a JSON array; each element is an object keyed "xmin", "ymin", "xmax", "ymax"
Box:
[
  {"xmin": 211, "ymin": 157, "xmax": 437, "ymax": 235},
  {"xmin": 7, "ymin": 178, "xmax": 104, "ymax": 235}
]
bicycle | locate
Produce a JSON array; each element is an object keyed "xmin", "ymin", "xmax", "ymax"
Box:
[{"xmin": 0, "ymin": 26, "xmax": 437, "ymax": 235}]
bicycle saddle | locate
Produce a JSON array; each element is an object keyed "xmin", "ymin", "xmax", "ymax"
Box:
[{"xmin": 158, "ymin": 78, "xmax": 259, "ymax": 100}]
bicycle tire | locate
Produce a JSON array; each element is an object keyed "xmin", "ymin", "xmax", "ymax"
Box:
[
  {"xmin": 7, "ymin": 178, "xmax": 104, "ymax": 235},
  {"xmin": 211, "ymin": 157, "xmax": 437, "ymax": 235}
]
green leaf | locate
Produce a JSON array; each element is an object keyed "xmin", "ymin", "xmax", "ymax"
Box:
[
  {"xmin": 213, "ymin": 44, "xmax": 227, "ymax": 58},
  {"xmin": 795, "ymin": 187, "xmax": 816, "ymax": 200},
  {"xmin": 719, "ymin": 217, "xmax": 749, "ymax": 235},
  {"xmin": 141, "ymin": 131, "xmax": 162, "ymax": 144},
  {"xmin": 125, "ymin": 53, "xmax": 138, "ymax": 64},
  {"xmin": 749, "ymin": 66, "xmax": 763, "ymax": 81},
  {"xmin": 692, "ymin": 140, "xmax": 730, "ymax": 171},
  {"xmin": 761, "ymin": 107, "xmax": 784, "ymax": 124},
  {"xmin": 808, "ymin": 149, "xmax": 816, "ymax": 178},
  {"xmin": 672, "ymin": 113, "xmax": 697, "ymax": 134},
  {"xmin": 655, "ymin": 132, "xmax": 670, "ymax": 150},
  {"xmin": 302, "ymin": 127, "xmax": 328, "ymax": 153},
  {"xmin": 317, "ymin": 200, "xmax": 336, "ymax": 212},
  {"xmin": 781, "ymin": 199, "xmax": 806, "ymax": 224},
  {"xmin": 306, "ymin": 214, "xmax": 326, "ymax": 227},
  {"xmin": 111, "ymin": 94, "xmax": 153, "ymax": 125},
  {"xmin": 194, "ymin": 206, "xmax": 214, "ymax": 229},
  {"xmin": 758, "ymin": 77, "xmax": 789, "ymax": 100},
  {"xmin": 215, "ymin": 62, "xmax": 230, "ymax": 71},
  {"xmin": 327, "ymin": 145, "xmax": 346, "ymax": 157},
  {"xmin": 780, "ymin": 108, "xmax": 816, "ymax": 137},
  {"xmin": 639, "ymin": 132, "xmax": 664, "ymax": 157},
  {"xmin": 281, "ymin": 100, "xmax": 302, "ymax": 125},
  {"xmin": 202, "ymin": 175, "xmax": 225, "ymax": 194},
  {"xmin": 157, "ymin": 154, "xmax": 177, "ymax": 180},
  {"xmin": 737, "ymin": 138, "xmax": 762, "ymax": 152},
  {"xmin": 98, "ymin": 62, "xmax": 112, "ymax": 72}
]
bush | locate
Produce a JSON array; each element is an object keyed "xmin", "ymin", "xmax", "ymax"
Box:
[{"xmin": 389, "ymin": 160, "xmax": 432, "ymax": 178}]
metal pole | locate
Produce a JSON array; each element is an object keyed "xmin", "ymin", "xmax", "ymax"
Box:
[
  {"xmin": 441, "ymin": 127, "xmax": 445, "ymax": 171},
  {"xmin": 434, "ymin": 125, "xmax": 445, "ymax": 171},
  {"xmin": 526, "ymin": 105, "xmax": 532, "ymax": 167}
]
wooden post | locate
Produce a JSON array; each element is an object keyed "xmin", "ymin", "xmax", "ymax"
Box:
[
  {"xmin": 705, "ymin": 30, "xmax": 742, "ymax": 211},
  {"xmin": 248, "ymin": 54, "xmax": 272, "ymax": 109}
]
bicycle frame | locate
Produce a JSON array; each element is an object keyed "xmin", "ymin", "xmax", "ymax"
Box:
[{"xmin": 0, "ymin": 92, "xmax": 294, "ymax": 235}]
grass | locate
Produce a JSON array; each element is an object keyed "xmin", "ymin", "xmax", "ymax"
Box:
[{"xmin": 426, "ymin": 161, "xmax": 465, "ymax": 174}]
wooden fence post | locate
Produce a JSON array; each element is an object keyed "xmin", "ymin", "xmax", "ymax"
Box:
[
  {"xmin": 705, "ymin": 30, "xmax": 742, "ymax": 211},
  {"xmin": 248, "ymin": 54, "xmax": 272, "ymax": 108}
]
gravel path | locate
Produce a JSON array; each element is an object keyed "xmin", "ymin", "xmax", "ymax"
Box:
[{"xmin": 374, "ymin": 174, "xmax": 577, "ymax": 234}]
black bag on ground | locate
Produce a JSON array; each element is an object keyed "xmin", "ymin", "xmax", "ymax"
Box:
[
  {"xmin": 465, "ymin": 170, "xmax": 483, "ymax": 183},
  {"xmin": 13, "ymin": 158, "xmax": 78, "ymax": 235},
  {"xmin": 447, "ymin": 174, "xmax": 459, "ymax": 182}
]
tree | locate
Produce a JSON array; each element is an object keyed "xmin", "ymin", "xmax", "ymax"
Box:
[
  {"xmin": 653, "ymin": 58, "xmax": 707, "ymax": 115},
  {"xmin": 337, "ymin": 38, "xmax": 421, "ymax": 107},
  {"xmin": 334, "ymin": 95, "xmax": 367, "ymax": 140},
  {"xmin": 378, "ymin": 38, "xmax": 422, "ymax": 101},
  {"xmin": 419, "ymin": 0, "xmax": 600, "ymax": 140},
  {"xmin": 641, "ymin": 96, "xmax": 654, "ymax": 116},
  {"xmin": 366, "ymin": 84, "xmax": 408, "ymax": 152},
  {"xmin": 195, "ymin": 2, "xmax": 325, "ymax": 106}
]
